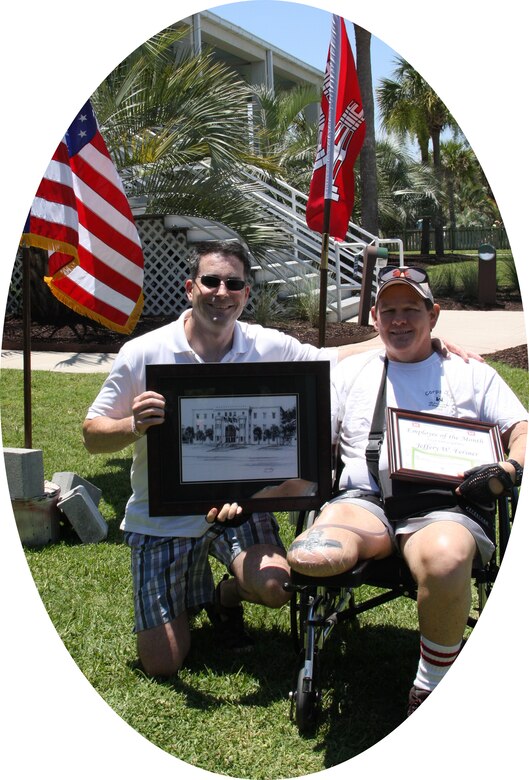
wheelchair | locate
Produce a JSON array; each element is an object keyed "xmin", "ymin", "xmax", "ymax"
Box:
[{"xmin": 284, "ymin": 484, "xmax": 517, "ymax": 735}]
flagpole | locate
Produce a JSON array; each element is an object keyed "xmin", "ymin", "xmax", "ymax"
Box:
[
  {"xmin": 318, "ymin": 15, "xmax": 340, "ymax": 349},
  {"xmin": 307, "ymin": 16, "xmax": 365, "ymax": 348},
  {"xmin": 318, "ymin": 201, "xmax": 331, "ymax": 348},
  {"xmin": 22, "ymin": 247, "xmax": 33, "ymax": 448}
]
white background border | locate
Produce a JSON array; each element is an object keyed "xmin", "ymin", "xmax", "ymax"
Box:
[{"xmin": 1, "ymin": 1, "xmax": 527, "ymax": 777}]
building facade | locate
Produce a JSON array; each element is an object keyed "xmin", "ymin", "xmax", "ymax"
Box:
[
  {"xmin": 176, "ymin": 11, "xmax": 322, "ymax": 122},
  {"xmin": 187, "ymin": 401, "xmax": 297, "ymax": 446}
]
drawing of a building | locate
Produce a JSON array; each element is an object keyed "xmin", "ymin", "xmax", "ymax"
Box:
[{"xmin": 190, "ymin": 403, "xmax": 296, "ymax": 446}]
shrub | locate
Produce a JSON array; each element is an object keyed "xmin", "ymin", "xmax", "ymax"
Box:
[
  {"xmin": 284, "ymin": 276, "xmax": 320, "ymax": 326},
  {"xmin": 458, "ymin": 261, "xmax": 479, "ymax": 299}
]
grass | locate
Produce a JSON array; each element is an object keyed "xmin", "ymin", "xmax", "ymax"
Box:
[
  {"xmin": 424, "ymin": 253, "xmax": 520, "ymax": 298},
  {"xmin": 488, "ymin": 361, "xmax": 529, "ymax": 409},
  {"xmin": 1, "ymin": 364, "xmax": 527, "ymax": 778}
]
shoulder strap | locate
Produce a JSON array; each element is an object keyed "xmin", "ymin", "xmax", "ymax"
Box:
[{"xmin": 365, "ymin": 356, "xmax": 388, "ymax": 488}]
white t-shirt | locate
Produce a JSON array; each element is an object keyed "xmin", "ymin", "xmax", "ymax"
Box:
[
  {"xmin": 331, "ymin": 350, "xmax": 528, "ymax": 493},
  {"xmin": 86, "ymin": 309, "xmax": 338, "ymax": 537}
]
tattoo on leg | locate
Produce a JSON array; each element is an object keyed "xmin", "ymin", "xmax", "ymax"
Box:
[{"xmin": 289, "ymin": 529, "xmax": 343, "ymax": 552}]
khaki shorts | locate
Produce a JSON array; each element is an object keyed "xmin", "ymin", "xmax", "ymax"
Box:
[{"xmin": 327, "ymin": 489, "xmax": 495, "ymax": 565}]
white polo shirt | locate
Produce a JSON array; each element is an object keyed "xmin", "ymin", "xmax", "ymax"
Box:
[
  {"xmin": 86, "ymin": 309, "xmax": 338, "ymax": 537},
  {"xmin": 332, "ymin": 350, "xmax": 528, "ymax": 493}
]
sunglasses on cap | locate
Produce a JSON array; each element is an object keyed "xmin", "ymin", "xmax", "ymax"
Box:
[
  {"xmin": 198, "ymin": 275, "xmax": 247, "ymax": 291},
  {"xmin": 377, "ymin": 266, "xmax": 430, "ymax": 284}
]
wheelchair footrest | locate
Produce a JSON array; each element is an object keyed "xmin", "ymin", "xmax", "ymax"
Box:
[{"xmin": 289, "ymin": 556, "xmax": 416, "ymax": 591}]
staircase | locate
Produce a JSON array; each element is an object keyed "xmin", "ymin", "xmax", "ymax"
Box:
[{"xmin": 163, "ymin": 171, "xmax": 404, "ymax": 323}]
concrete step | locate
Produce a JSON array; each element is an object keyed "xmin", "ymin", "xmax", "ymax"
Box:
[
  {"xmin": 328, "ymin": 295, "xmax": 361, "ymax": 323},
  {"xmin": 253, "ymin": 259, "xmax": 308, "ymax": 284}
]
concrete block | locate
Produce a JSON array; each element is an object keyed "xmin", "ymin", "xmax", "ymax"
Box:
[
  {"xmin": 57, "ymin": 485, "xmax": 108, "ymax": 543},
  {"xmin": 4, "ymin": 448, "xmax": 45, "ymax": 499},
  {"xmin": 52, "ymin": 471, "xmax": 102, "ymax": 508},
  {"xmin": 12, "ymin": 481, "xmax": 61, "ymax": 547}
]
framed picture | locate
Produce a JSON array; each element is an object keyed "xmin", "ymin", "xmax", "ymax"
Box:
[
  {"xmin": 146, "ymin": 361, "xmax": 332, "ymax": 515},
  {"xmin": 386, "ymin": 407, "xmax": 504, "ymax": 485}
]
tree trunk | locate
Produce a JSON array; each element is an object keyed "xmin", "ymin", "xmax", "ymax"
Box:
[
  {"xmin": 420, "ymin": 217, "xmax": 431, "ymax": 255},
  {"xmin": 447, "ymin": 179, "xmax": 456, "ymax": 250},
  {"xmin": 354, "ymin": 24, "xmax": 378, "ymax": 236},
  {"xmin": 418, "ymin": 134, "xmax": 430, "ymax": 255},
  {"xmin": 431, "ymin": 126, "xmax": 444, "ymax": 257}
]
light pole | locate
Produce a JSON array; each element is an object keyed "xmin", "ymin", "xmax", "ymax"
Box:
[{"xmin": 477, "ymin": 243, "xmax": 496, "ymax": 306}]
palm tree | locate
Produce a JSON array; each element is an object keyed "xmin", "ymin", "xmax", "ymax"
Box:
[
  {"xmin": 440, "ymin": 139, "xmax": 500, "ymax": 237},
  {"xmin": 248, "ymin": 83, "xmax": 323, "ymax": 194},
  {"xmin": 249, "ymin": 84, "xmax": 320, "ymax": 162},
  {"xmin": 377, "ymin": 57, "xmax": 460, "ymax": 256},
  {"xmin": 91, "ymin": 27, "xmax": 291, "ymax": 261},
  {"xmin": 375, "ymin": 138, "xmax": 440, "ymax": 235},
  {"xmin": 354, "ymin": 24, "xmax": 378, "ymax": 236},
  {"xmin": 440, "ymin": 139, "xmax": 475, "ymax": 245}
]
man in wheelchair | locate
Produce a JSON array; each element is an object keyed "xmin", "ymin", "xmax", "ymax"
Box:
[{"xmin": 287, "ymin": 266, "xmax": 527, "ymax": 716}]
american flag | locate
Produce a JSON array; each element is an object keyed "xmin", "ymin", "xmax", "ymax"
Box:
[
  {"xmin": 306, "ymin": 15, "xmax": 366, "ymax": 241},
  {"xmin": 21, "ymin": 100, "xmax": 144, "ymax": 334}
]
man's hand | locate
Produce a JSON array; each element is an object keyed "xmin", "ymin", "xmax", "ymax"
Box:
[
  {"xmin": 131, "ymin": 391, "xmax": 166, "ymax": 436},
  {"xmin": 432, "ymin": 337, "xmax": 484, "ymax": 363},
  {"xmin": 205, "ymin": 502, "xmax": 246, "ymax": 527},
  {"xmin": 456, "ymin": 462, "xmax": 514, "ymax": 502},
  {"xmin": 83, "ymin": 392, "xmax": 166, "ymax": 455}
]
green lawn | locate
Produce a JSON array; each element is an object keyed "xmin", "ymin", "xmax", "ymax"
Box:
[
  {"xmin": 422, "ymin": 254, "xmax": 520, "ymax": 299},
  {"xmin": 1, "ymin": 365, "xmax": 527, "ymax": 778}
]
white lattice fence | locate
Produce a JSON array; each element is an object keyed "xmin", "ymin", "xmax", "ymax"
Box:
[
  {"xmin": 5, "ymin": 216, "xmax": 260, "ymax": 320},
  {"xmin": 6, "ymin": 252, "xmax": 23, "ymax": 316},
  {"xmin": 137, "ymin": 217, "xmax": 190, "ymax": 316}
]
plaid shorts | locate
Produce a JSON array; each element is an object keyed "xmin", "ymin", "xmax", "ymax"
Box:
[{"xmin": 124, "ymin": 513, "xmax": 284, "ymax": 632}]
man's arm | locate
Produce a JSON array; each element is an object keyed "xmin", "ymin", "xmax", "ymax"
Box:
[
  {"xmin": 490, "ymin": 420, "xmax": 527, "ymax": 493},
  {"xmin": 83, "ymin": 415, "xmax": 139, "ymax": 454},
  {"xmin": 83, "ymin": 391, "xmax": 165, "ymax": 454},
  {"xmin": 334, "ymin": 337, "xmax": 482, "ymax": 363},
  {"xmin": 502, "ymin": 420, "xmax": 527, "ymax": 471}
]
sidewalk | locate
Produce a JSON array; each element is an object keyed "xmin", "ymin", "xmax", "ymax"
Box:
[
  {"xmin": 1, "ymin": 350, "xmax": 118, "ymax": 373},
  {"xmin": 1, "ymin": 310, "xmax": 526, "ymax": 372},
  {"xmin": 351, "ymin": 309, "xmax": 527, "ymax": 355}
]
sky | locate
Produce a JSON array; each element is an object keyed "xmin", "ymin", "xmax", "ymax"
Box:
[
  {"xmin": 210, "ymin": 1, "xmax": 400, "ymax": 132},
  {"xmin": 1, "ymin": 2, "xmax": 528, "ymax": 779},
  {"xmin": 213, "ymin": 1, "xmax": 398, "ymax": 82}
]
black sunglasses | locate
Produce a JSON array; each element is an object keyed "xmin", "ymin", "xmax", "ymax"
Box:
[
  {"xmin": 198, "ymin": 275, "xmax": 247, "ymax": 291},
  {"xmin": 377, "ymin": 266, "xmax": 429, "ymax": 284}
]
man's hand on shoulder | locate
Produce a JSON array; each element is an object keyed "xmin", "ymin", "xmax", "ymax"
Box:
[{"xmin": 432, "ymin": 337, "xmax": 484, "ymax": 363}]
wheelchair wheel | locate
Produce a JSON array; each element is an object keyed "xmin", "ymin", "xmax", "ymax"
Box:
[{"xmin": 293, "ymin": 658, "xmax": 320, "ymax": 735}]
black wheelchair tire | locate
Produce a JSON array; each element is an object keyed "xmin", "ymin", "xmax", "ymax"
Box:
[{"xmin": 295, "ymin": 663, "xmax": 320, "ymax": 734}]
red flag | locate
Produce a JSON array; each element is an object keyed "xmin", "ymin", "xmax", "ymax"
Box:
[
  {"xmin": 306, "ymin": 15, "xmax": 366, "ymax": 241},
  {"xmin": 21, "ymin": 100, "xmax": 144, "ymax": 334}
]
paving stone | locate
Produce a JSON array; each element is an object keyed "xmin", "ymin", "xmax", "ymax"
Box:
[
  {"xmin": 52, "ymin": 471, "xmax": 102, "ymax": 507},
  {"xmin": 57, "ymin": 485, "xmax": 108, "ymax": 543},
  {"xmin": 4, "ymin": 448, "xmax": 45, "ymax": 499}
]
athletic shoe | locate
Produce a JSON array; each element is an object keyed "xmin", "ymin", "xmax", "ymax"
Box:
[
  {"xmin": 206, "ymin": 575, "xmax": 254, "ymax": 652},
  {"xmin": 407, "ymin": 685, "xmax": 431, "ymax": 716}
]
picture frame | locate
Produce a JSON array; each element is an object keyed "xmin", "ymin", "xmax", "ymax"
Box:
[
  {"xmin": 146, "ymin": 361, "xmax": 332, "ymax": 515},
  {"xmin": 386, "ymin": 407, "xmax": 504, "ymax": 485}
]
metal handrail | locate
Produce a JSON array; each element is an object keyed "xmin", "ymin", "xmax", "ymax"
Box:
[{"xmin": 191, "ymin": 164, "xmax": 404, "ymax": 320}]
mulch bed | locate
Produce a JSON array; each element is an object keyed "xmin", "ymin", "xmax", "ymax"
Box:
[{"xmin": 1, "ymin": 315, "xmax": 378, "ymax": 352}]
